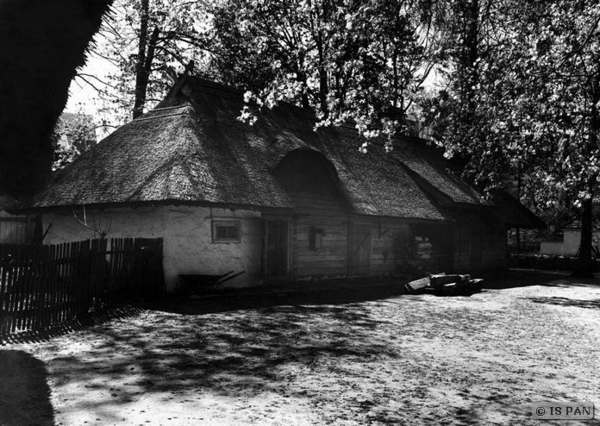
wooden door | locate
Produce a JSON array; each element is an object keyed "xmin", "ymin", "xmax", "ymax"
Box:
[
  {"xmin": 470, "ymin": 233, "xmax": 483, "ymax": 269},
  {"xmin": 348, "ymin": 224, "xmax": 371, "ymax": 276},
  {"xmin": 264, "ymin": 220, "xmax": 289, "ymax": 278}
]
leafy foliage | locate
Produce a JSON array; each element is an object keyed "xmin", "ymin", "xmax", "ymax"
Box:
[
  {"xmin": 95, "ymin": 0, "xmax": 211, "ymax": 123},
  {"xmin": 52, "ymin": 114, "xmax": 98, "ymax": 172},
  {"xmin": 424, "ymin": 0, "xmax": 600, "ymax": 273},
  {"xmin": 209, "ymin": 0, "xmax": 441, "ymax": 145},
  {"xmin": 427, "ymin": 0, "xmax": 600, "ymax": 201}
]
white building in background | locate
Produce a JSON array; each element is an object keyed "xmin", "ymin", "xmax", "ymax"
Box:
[{"xmin": 540, "ymin": 227, "xmax": 581, "ymax": 256}]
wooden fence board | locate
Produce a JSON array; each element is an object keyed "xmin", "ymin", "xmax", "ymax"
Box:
[
  {"xmin": 0, "ymin": 237, "xmax": 163, "ymax": 338},
  {"xmin": 53, "ymin": 243, "xmax": 61, "ymax": 326},
  {"xmin": 45, "ymin": 245, "xmax": 55, "ymax": 328},
  {"xmin": 7, "ymin": 250, "xmax": 16, "ymax": 333},
  {"xmin": 57, "ymin": 242, "xmax": 64, "ymax": 325},
  {"xmin": 34, "ymin": 246, "xmax": 45, "ymax": 331},
  {"xmin": 12, "ymin": 247, "xmax": 21, "ymax": 333},
  {"xmin": 4, "ymin": 249, "xmax": 12, "ymax": 334},
  {"xmin": 0, "ymin": 248, "xmax": 6, "ymax": 335},
  {"xmin": 22, "ymin": 246, "xmax": 30, "ymax": 331}
]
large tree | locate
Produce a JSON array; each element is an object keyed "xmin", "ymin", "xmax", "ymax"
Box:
[
  {"xmin": 209, "ymin": 0, "xmax": 441, "ymax": 144},
  {"xmin": 0, "ymin": 0, "xmax": 113, "ymax": 199},
  {"xmin": 425, "ymin": 0, "xmax": 600, "ymax": 276},
  {"xmin": 93, "ymin": 0, "xmax": 210, "ymax": 123}
]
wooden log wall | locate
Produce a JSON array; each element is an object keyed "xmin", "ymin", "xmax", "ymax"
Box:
[
  {"xmin": 370, "ymin": 222, "xmax": 410, "ymax": 275},
  {"xmin": 292, "ymin": 212, "xmax": 412, "ymax": 279},
  {"xmin": 454, "ymin": 224, "xmax": 507, "ymax": 272},
  {"xmin": 290, "ymin": 190, "xmax": 348, "ymax": 278}
]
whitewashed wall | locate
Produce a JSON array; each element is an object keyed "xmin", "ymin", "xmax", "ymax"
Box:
[
  {"xmin": 42, "ymin": 205, "xmax": 263, "ymax": 291},
  {"xmin": 164, "ymin": 206, "xmax": 262, "ymax": 289},
  {"xmin": 540, "ymin": 229, "xmax": 581, "ymax": 256}
]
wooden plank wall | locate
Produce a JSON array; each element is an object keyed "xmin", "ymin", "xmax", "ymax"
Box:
[
  {"xmin": 454, "ymin": 224, "xmax": 507, "ymax": 272},
  {"xmin": 0, "ymin": 214, "xmax": 35, "ymax": 244},
  {"xmin": 291, "ymin": 190, "xmax": 348, "ymax": 278},
  {"xmin": 293, "ymin": 217, "xmax": 348, "ymax": 277},
  {"xmin": 480, "ymin": 227, "xmax": 508, "ymax": 270},
  {"xmin": 292, "ymin": 212, "xmax": 412, "ymax": 279},
  {"xmin": 370, "ymin": 222, "xmax": 410, "ymax": 275},
  {"xmin": 292, "ymin": 210, "xmax": 512, "ymax": 279}
]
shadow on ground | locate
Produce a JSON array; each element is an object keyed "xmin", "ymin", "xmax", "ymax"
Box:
[
  {"xmin": 528, "ymin": 296, "xmax": 600, "ymax": 309},
  {"xmin": 144, "ymin": 282, "xmax": 407, "ymax": 315},
  {"xmin": 44, "ymin": 293, "xmax": 412, "ymax": 422},
  {"xmin": 29, "ymin": 273, "xmax": 597, "ymax": 425},
  {"xmin": 44, "ymin": 288, "xmax": 548, "ymax": 425},
  {"xmin": 0, "ymin": 350, "xmax": 54, "ymax": 426},
  {"xmin": 484, "ymin": 269, "xmax": 599, "ymax": 289},
  {"xmin": 0, "ymin": 305, "xmax": 144, "ymax": 346}
]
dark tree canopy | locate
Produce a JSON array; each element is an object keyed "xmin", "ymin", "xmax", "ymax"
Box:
[
  {"xmin": 423, "ymin": 0, "xmax": 600, "ymax": 276},
  {"xmin": 0, "ymin": 0, "xmax": 113, "ymax": 199},
  {"xmin": 209, "ymin": 0, "xmax": 439, "ymax": 144}
]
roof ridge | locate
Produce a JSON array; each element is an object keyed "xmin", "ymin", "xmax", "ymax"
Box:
[
  {"xmin": 186, "ymin": 77, "xmax": 244, "ymax": 95},
  {"xmin": 133, "ymin": 104, "xmax": 195, "ymax": 122},
  {"xmin": 150, "ymin": 104, "xmax": 192, "ymax": 112},
  {"xmin": 183, "ymin": 76, "xmax": 320, "ymax": 122}
]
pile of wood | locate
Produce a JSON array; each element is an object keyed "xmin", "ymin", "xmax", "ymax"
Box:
[{"xmin": 406, "ymin": 273, "xmax": 483, "ymax": 296}]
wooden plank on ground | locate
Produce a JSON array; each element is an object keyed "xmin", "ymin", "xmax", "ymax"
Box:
[
  {"xmin": 468, "ymin": 278, "xmax": 484, "ymax": 293},
  {"xmin": 406, "ymin": 276, "xmax": 430, "ymax": 293}
]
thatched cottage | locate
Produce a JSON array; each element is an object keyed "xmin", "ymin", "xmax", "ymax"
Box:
[{"xmin": 23, "ymin": 77, "xmax": 543, "ymax": 291}]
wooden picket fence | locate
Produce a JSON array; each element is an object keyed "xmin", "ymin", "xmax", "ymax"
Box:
[{"xmin": 0, "ymin": 237, "xmax": 164, "ymax": 337}]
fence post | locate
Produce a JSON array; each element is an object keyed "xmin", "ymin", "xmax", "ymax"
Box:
[{"xmin": 0, "ymin": 246, "xmax": 7, "ymax": 337}]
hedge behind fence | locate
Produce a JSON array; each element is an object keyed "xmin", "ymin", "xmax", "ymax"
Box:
[{"xmin": 509, "ymin": 254, "xmax": 600, "ymax": 272}]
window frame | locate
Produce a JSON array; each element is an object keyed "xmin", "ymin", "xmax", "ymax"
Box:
[{"xmin": 212, "ymin": 220, "xmax": 241, "ymax": 243}]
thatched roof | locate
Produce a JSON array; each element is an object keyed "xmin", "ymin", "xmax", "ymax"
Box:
[{"xmin": 27, "ymin": 77, "xmax": 542, "ymax": 228}]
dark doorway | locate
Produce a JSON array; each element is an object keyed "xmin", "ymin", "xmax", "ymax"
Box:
[
  {"xmin": 348, "ymin": 224, "xmax": 371, "ymax": 276},
  {"xmin": 470, "ymin": 232, "xmax": 483, "ymax": 269},
  {"xmin": 264, "ymin": 220, "xmax": 289, "ymax": 279}
]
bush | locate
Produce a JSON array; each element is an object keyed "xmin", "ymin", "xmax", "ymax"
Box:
[{"xmin": 508, "ymin": 254, "xmax": 600, "ymax": 272}]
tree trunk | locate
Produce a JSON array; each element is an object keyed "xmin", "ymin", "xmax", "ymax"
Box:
[
  {"xmin": 574, "ymin": 72, "xmax": 600, "ymax": 278},
  {"xmin": 317, "ymin": 38, "xmax": 328, "ymax": 114},
  {"xmin": 133, "ymin": 26, "xmax": 160, "ymax": 119},
  {"xmin": 133, "ymin": 0, "xmax": 150, "ymax": 119},
  {"xmin": 295, "ymin": 58, "xmax": 310, "ymax": 109},
  {"xmin": 573, "ymin": 196, "xmax": 594, "ymax": 278}
]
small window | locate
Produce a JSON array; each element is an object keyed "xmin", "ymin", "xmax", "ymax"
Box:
[
  {"xmin": 309, "ymin": 226, "xmax": 323, "ymax": 251},
  {"xmin": 213, "ymin": 221, "xmax": 240, "ymax": 242}
]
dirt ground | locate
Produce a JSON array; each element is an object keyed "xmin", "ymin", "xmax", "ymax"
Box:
[{"xmin": 2, "ymin": 271, "xmax": 600, "ymax": 425}]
